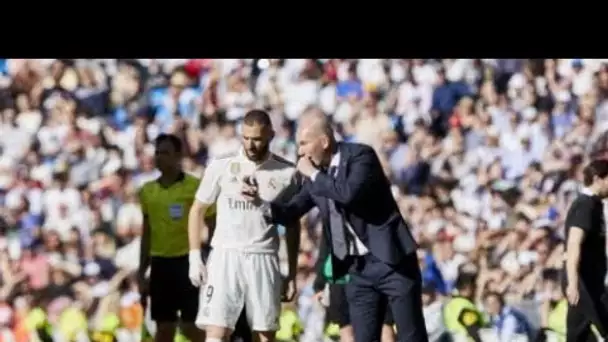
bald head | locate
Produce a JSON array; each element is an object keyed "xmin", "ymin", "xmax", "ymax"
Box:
[
  {"xmin": 297, "ymin": 107, "xmax": 336, "ymax": 166},
  {"xmin": 298, "ymin": 107, "xmax": 334, "ymax": 140}
]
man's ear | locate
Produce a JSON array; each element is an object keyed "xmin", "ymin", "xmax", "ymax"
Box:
[{"xmin": 321, "ymin": 135, "xmax": 330, "ymax": 150}]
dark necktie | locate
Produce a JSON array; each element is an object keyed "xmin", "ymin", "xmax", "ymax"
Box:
[{"xmin": 327, "ymin": 166, "xmax": 349, "ymax": 260}]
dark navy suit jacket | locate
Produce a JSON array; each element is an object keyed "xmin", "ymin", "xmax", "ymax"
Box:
[{"xmin": 271, "ymin": 142, "xmax": 418, "ymax": 281}]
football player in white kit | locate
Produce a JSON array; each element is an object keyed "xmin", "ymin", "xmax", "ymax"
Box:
[{"xmin": 187, "ymin": 109, "xmax": 301, "ymax": 342}]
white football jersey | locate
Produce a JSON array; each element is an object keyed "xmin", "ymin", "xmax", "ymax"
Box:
[{"xmin": 195, "ymin": 150, "xmax": 298, "ymax": 253}]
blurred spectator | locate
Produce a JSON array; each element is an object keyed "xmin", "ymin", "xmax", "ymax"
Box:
[
  {"xmin": 422, "ymin": 285, "xmax": 447, "ymax": 342},
  {"xmin": 442, "ymin": 273, "xmax": 486, "ymax": 340},
  {"xmin": 0, "ymin": 59, "xmax": 606, "ymax": 341},
  {"xmin": 483, "ymin": 291, "xmax": 532, "ymax": 342}
]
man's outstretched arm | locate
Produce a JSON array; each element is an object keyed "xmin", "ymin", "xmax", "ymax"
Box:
[
  {"xmin": 306, "ymin": 145, "xmax": 379, "ymax": 206},
  {"xmin": 268, "ymin": 184, "xmax": 315, "ymax": 225}
]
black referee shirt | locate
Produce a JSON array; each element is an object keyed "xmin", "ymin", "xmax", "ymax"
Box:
[{"xmin": 565, "ymin": 192, "xmax": 607, "ymax": 286}]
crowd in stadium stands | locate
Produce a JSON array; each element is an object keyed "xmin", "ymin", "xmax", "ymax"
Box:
[{"xmin": 0, "ymin": 58, "xmax": 607, "ymax": 341}]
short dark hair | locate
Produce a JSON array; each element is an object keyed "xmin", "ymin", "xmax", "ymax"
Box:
[
  {"xmin": 454, "ymin": 272, "xmax": 476, "ymax": 291},
  {"xmin": 155, "ymin": 133, "xmax": 183, "ymax": 153},
  {"xmin": 583, "ymin": 159, "xmax": 608, "ymax": 186},
  {"xmin": 483, "ymin": 291, "xmax": 505, "ymax": 306},
  {"xmin": 243, "ymin": 109, "xmax": 272, "ymax": 128},
  {"xmin": 542, "ymin": 268, "xmax": 560, "ymax": 282}
]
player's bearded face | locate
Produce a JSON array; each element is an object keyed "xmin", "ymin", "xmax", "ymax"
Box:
[
  {"xmin": 245, "ymin": 139, "xmax": 270, "ymax": 161},
  {"xmin": 242, "ymin": 124, "xmax": 272, "ymax": 162}
]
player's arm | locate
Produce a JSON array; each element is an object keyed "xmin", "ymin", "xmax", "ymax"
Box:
[
  {"xmin": 188, "ymin": 161, "xmax": 222, "ymax": 255},
  {"xmin": 566, "ymin": 200, "xmax": 591, "ymax": 286},
  {"xmin": 203, "ymin": 205, "xmax": 216, "ymax": 241},
  {"xmin": 138, "ymin": 187, "xmax": 151, "ymax": 285},
  {"xmin": 188, "ymin": 202, "xmax": 213, "ymax": 253}
]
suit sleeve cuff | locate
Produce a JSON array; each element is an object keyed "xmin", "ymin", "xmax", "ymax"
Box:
[
  {"xmin": 310, "ymin": 170, "xmax": 320, "ymax": 182},
  {"xmin": 313, "ymin": 276, "xmax": 326, "ymax": 292},
  {"xmin": 261, "ymin": 201, "xmax": 272, "ymax": 220}
]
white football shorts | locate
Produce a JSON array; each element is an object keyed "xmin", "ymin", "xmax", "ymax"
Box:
[{"xmin": 195, "ymin": 248, "xmax": 282, "ymax": 331}]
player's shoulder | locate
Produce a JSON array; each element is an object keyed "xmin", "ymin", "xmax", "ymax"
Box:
[
  {"xmin": 212, "ymin": 151, "xmax": 240, "ymax": 161},
  {"xmin": 267, "ymin": 154, "xmax": 299, "ymax": 187},
  {"xmin": 269, "ymin": 153, "xmax": 296, "ymax": 169},
  {"xmin": 206, "ymin": 152, "xmax": 240, "ymax": 170}
]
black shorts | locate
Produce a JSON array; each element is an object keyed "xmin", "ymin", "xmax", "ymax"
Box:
[
  {"xmin": 150, "ymin": 255, "xmax": 199, "ymax": 323},
  {"xmin": 326, "ymin": 284, "xmax": 394, "ymax": 328}
]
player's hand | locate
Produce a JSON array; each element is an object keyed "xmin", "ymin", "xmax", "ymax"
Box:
[
  {"xmin": 282, "ymin": 276, "xmax": 297, "ymax": 302},
  {"xmin": 296, "ymin": 157, "xmax": 316, "ymax": 178},
  {"xmin": 313, "ymin": 290, "xmax": 328, "ymax": 307},
  {"xmin": 188, "ymin": 250, "xmax": 207, "ymax": 287},
  {"xmin": 566, "ymin": 282, "xmax": 579, "ymax": 305},
  {"xmin": 241, "ymin": 176, "xmax": 261, "ymax": 203}
]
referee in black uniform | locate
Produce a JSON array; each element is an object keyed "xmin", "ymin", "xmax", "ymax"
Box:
[
  {"xmin": 313, "ymin": 233, "xmax": 396, "ymax": 342},
  {"xmin": 564, "ymin": 159, "xmax": 608, "ymax": 342}
]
